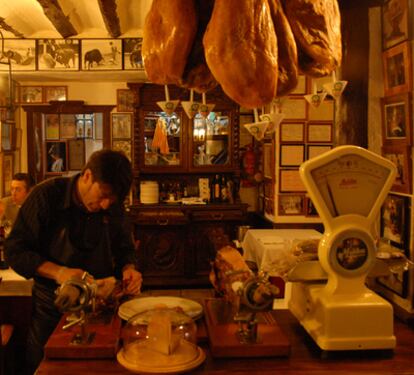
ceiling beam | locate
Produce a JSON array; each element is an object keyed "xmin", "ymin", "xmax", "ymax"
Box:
[
  {"xmin": 36, "ymin": 0, "xmax": 77, "ymax": 38},
  {"xmin": 0, "ymin": 17, "xmax": 25, "ymax": 38},
  {"xmin": 97, "ymin": 0, "xmax": 121, "ymax": 38}
]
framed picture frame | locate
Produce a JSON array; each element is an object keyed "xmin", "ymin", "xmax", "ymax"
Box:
[
  {"xmin": 307, "ymin": 145, "xmax": 332, "ymax": 160},
  {"xmin": 45, "ymin": 141, "xmax": 67, "ymax": 173},
  {"xmin": 1, "ymin": 152, "xmax": 14, "ymax": 196},
  {"xmin": 280, "ymin": 122, "xmax": 305, "ymax": 143},
  {"xmin": 81, "ymin": 39, "xmax": 122, "ymax": 70},
  {"xmin": 0, "ymin": 120, "xmax": 13, "ymax": 151},
  {"xmin": 67, "ymin": 139, "xmax": 85, "ymax": 170},
  {"xmin": 381, "ymin": 93, "xmax": 412, "ymax": 144},
  {"xmin": 44, "ymin": 114, "xmax": 60, "ymax": 140},
  {"xmin": 123, "ymin": 38, "xmax": 143, "ymax": 70},
  {"xmin": 278, "ymin": 194, "xmax": 305, "ymax": 216},
  {"xmin": 0, "ymin": 39, "xmax": 36, "ymax": 71},
  {"xmin": 308, "ymin": 99, "xmax": 334, "ymax": 121},
  {"xmin": 59, "ymin": 114, "xmax": 77, "ymax": 139},
  {"xmin": 280, "ymin": 144, "xmax": 305, "ymax": 167},
  {"xmin": 279, "ymin": 169, "xmax": 306, "ymax": 193},
  {"xmin": 117, "ymin": 89, "xmax": 135, "ymax": 112},
  {"xmin": 380, "ymin": 193, "xmax": 410, "ymax": 250},
  {"xmin": 383, "ymin": 42, "xmax": 412, "ymax": 96},
  {"xmin": 20, "ymin": 86, "xmax": 43, "ymax": 103},
  {"xmin": 305, "ymin": 197, "xmax": 319, "ymax": 217},
  {"xmin": 382, "ymin": 145, "xmax": 411, "ymax": 193},
  {"xmin": 112, "ymin": 113, "xmax": 132, "ymax": 139},
  {"xmin": 37, "ymin": 39, "xmax": 80, "ymax": 71},
  {"xmin": 381, "ymin": 0, "xmax": 410, "ymax": 50},
  {"xmin": 112, "ymin": 140, "xmax": 132, "ymax": 161},
  {"xmin": 306, "ymin": 122, "xmax": 333, "ymax": 143},
  {"xmin": 281, "ymin": 97, "xmax": 307, "ymax": 120},
  {"xmin": 263, "ymin": 142, "xmax": 273, "ymax": 179},
  {"xmin": 44, "ymin": 86, "xmax": 68, "ymax": 102},
  {"xmin": 290, "ymin": 75, "xmax": 307, "ymax": 95},
  {"xmin": 377, "ymin": 262, "xmax": 409, "ymax": 298}
]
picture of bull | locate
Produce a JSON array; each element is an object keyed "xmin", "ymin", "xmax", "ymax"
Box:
[
  {"xmin": 55, "ymin": 48, "xmax": 76, "ymax": 68},
  {"xmin": 129, "ymin": 50, "xmax": 143, "ymax": 69},
  {"xmin": 84, "ymin": 49, "xmax": 104, "ymax": 69}
]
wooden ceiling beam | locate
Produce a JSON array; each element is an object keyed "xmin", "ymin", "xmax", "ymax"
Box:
[
  {"xmin": 0, "ymin": 17, "xmax": 25, "ymax": 38},
  {"xmin": 36, "ymin": 0, "xmax": 77, "ymax": 38},
  {"xmin": 97, "ymin": 0, "xmax": 121, "ymax": 38}
]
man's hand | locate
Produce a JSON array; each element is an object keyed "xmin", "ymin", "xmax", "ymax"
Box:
[
  {"xmin": 122, "ymin": 265, "xmax": 142, "ymax": 296},
  {"xmin": 55, "ymin": 266, "xmax": 85, "ymax": 285}
]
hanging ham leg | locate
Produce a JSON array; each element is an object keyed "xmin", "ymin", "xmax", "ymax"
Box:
[
  {"xmin": 142, "ymin": 0, "xmax": 197, "ymax": 85},
  {"xmin": 203, "ymin": 0, "xmax": 278, "ymax": 109}
]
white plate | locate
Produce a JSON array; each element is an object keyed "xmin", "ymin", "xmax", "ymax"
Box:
[{"xmin": 118, "ymin": 296, "xmax": 203, "ymax": 321}]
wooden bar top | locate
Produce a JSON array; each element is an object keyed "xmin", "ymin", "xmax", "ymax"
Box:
[{"xmin": 36, "ymin": 310, "xmax": 414, "ymax": 374}]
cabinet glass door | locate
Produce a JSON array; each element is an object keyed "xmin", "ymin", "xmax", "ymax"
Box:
[
  {"xmin": 143, "ymin": 111, "xmax": 183, "ymax": 168},
  {"xmin": 192, "ymin": 111, "xmax": 230, "ymax": 168}
]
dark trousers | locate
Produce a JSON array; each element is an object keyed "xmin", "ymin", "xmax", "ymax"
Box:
[{"xmin": 26, "ymin": 283, "xmax": 61, "ymax": 375}]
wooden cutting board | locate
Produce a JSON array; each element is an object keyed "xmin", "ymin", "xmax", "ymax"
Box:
[
  {"xmin": 44, "ymin": 310, "xmax": 121, "ymax": 359},
  {"xmin": 204, "ymin": 299, "xmax": 291, "ymax": 358}
]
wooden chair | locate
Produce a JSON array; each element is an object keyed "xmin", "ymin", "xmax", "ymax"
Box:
[{"xmin": 0, "ymin": 324, "xmax": 14, "ymax": 375}]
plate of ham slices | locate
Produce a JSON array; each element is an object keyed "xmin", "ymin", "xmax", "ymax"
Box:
[{"xmin": 118, "ymin": 296, "xmax": 203, "ymax": 321}]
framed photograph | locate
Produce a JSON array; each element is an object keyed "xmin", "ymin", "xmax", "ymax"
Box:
[
  {"xmin": 305, "ymin": 197, "xmax": 319, "ymax": 217},
  {"xmin": 381, "ymin": 93, "xmax": 411, "ymax": 144},
  {"xmin": 383, "ymin": 42, "xmax": 412, "ymax": 96},
  {"xmin": 380, "ymin": 193, "xmax": 410, "ymax": 249},
  {"xmin": 382, "ymin": 145, "xmax": 411, "ymax": 193},
  {"xmin": 112, "ymin": 113, "xmax": 132, "ymax": 139},
  {"xmin": 45, "ymin": 141, "xmax": 67, "ymax": 173},
  {"xmin": 280, "ymin": 122, "xmax": 305, "ymax": 143},
  {"xmin": 279, "ymin": 169, "xmax": 306, "ymax": 192},
  {"xmin": 112, "ymin": 140, "xmax": 132, "ymax": 161},
  {"xmin": 1, "ymin": 152, "xmax": 14, "ymax": 196},
  {"xmin": 0, "ymin": 120, "xmax": 12, "ymax": 151},
  {"xmin": 307, "ymin": 145, "xmax": 332, "ymax": 160},
  {"xmin": 44, "ymin": 86, "xmax": 68, "ymax": 102},
  {"xmin": 81, "ymin": 39, "xmax": 122, "ymax": 70},
  {"xmin": 20, "ymin": 86, "xmax": 43, "ymax": 103},
  {"xmin": 278, "ymin": 194, "xmax": 305, "ymax": 216},
  {"xmin": 117, "ymin": 89, "xmax": 135, "ymax": 112},
  {"xmin": 382, "ymin": 0, "xmax": 410, "ymax": 50},
  {"xmin": 308, "ymin": 100, "xmax": 334, "ymax": 121},
  {"xmin": 291, "ymin": 75, "xmax": 307, "ymax": 95},
  {"xmin": 37, "ymin": 39, "xmax": 80, "ymax": 70},
  {"xmin": 44, "ymin": 114, "xmax": 60, "ymax": 140},
  {"xmin": 263, "ymin": 142, "xmax": 273, "ymax": 178},
  {"xmin": 67, "ymin": 139, "xmax": 85, "ymax": 170},
  {"xmin": 59, "ymin": 114, "xmax": 77, "ymax": 138},
  {"xmin": 0, "ymin": 39, "xmax": 36, "ymax": 71},
  {"xmin": 306, "ymin": 122, "xmax": 333, "ymax": 143},
  {"xmin": 123, "ymin": 38, "xmax": 143, "ymax": 70},
  {"xmin": 281, "ymin": 97, "xmax": 307, "ymax": 120},
  {"xmin": 280, "ymin": 144, "xmax": 305, "ymax": 167},
  {"xmin": 377, "ymin": 262, "xmax": 409, "ymax": 298}
]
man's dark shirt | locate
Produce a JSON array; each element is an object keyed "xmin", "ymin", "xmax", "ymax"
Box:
[{"xmin": 5, "ymin": 174, "xmax": 137, "ymax": 289}]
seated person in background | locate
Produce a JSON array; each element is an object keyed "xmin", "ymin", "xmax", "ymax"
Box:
[
  {"xmin": 5, "ymin": 150, "xmax": 142, "ymax": 374},
  {"xmin": 0, "ymin": 172, "xmax": 35, "ymax": 227}
]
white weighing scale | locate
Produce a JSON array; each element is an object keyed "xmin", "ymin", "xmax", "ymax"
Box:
[{"xmin": 288, "ymin": 145, "xmax": 397, "ymax": 351}]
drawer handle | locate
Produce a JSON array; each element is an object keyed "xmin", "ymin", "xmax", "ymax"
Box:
[
  {"xmin": 211, "ymin": 213, "xmax": 223, "ymax": 220},
  {"xmin": 157, "ymin": 219, "xmax": 169, "ymax": 225}
]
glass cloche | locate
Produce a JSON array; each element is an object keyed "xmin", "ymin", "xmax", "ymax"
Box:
[{"xmin": 117, "ymin": 308, "xmax": 205, "ymax": 373}]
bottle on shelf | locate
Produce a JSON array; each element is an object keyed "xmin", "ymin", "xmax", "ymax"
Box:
[
  {"xmin": 221, "ymin": 175, "xmax": 229, "ymax": 203},
  {"xmin": 211, "ymin": 174, "xmax": 222, "ymax": 202}
]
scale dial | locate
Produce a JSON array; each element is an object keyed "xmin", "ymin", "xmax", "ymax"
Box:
[{"xmin": 309, "ymin": 153, "xmax": 392, "ymax": 218}]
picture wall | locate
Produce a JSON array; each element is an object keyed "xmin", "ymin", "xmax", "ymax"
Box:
[{"xmin": 0, "ymin": 38, "xmax": 143, "ymax": 72}]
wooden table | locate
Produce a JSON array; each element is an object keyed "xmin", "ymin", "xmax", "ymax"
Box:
[{"xmin": 36, "ymin": 310, "xmax": 414, "ymax": 374}]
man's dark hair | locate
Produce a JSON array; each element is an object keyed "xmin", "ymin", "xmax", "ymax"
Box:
[
  {"xmin": 82, "ymin": 149, "xmax": 133, "ymax": 201},
  {"xmin": 13, "ymin": 173, "xmax": 35, "ymax": 190}
]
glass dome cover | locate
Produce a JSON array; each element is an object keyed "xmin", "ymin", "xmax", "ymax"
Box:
[{"xmin": 117, "ymin": 307, "xmax": 205, "ymax": 373}]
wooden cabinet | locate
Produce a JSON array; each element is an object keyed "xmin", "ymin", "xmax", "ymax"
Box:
[
  {"xmin": 23, "ymin": 101, "xmax": 114, "ymax": 183},
  {"xmin": 127, "ymin": 84, "xmax": 247, "ymax": 287},
  {"xmin": 130, "ymin": 204, "xmax": 247, "ymax": 287}
]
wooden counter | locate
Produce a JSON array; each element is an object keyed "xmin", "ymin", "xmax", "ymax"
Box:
[{"xmin": 36, "ymin": 310, "xmax": 414, "ymax": 374}]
